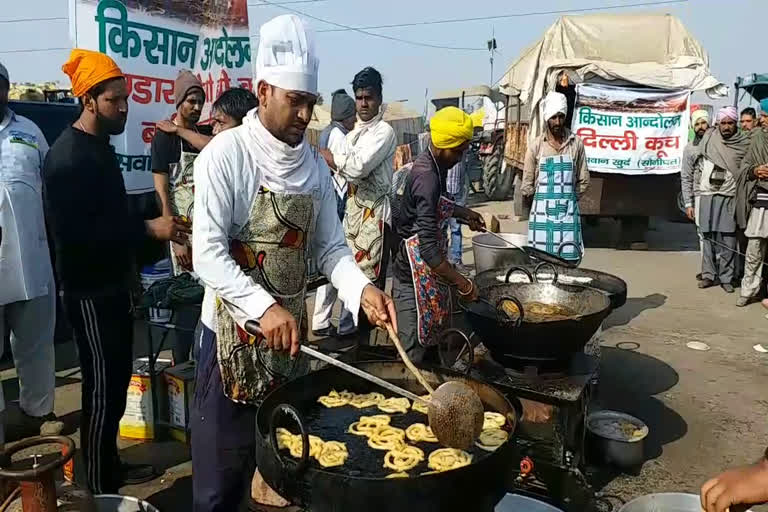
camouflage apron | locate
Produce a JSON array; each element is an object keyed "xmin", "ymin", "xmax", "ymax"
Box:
[
  {"xmin": 215, "ymin": 188, "xmax": 313, "ymax": 405},
  {"xmin": 168, "ymin": 139, "xmax": 197, "ymax": 275}
]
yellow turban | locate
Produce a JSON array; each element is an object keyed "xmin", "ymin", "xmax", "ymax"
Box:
[
  {"xmin": 470, "ymin": 109, "xmax": 485, "ymax": 129},
  {"xmin": 62, "ymin": 49, "xmax": 124, "ymax": 98},
  {"xmin": 430, "ymin": 107, "xmax": 474, "ymax": 149}
]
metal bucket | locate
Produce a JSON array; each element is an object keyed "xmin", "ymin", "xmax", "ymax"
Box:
[
  {"xmin": 471, "ymin": 233, "xmax": 528, "ymax": 274},
  {"xmin": 619, "ymin": 492, "xmax": 752, "ymax": 512},
  {"xmin": 94, "ymin": 495, "xmax": 160, "ymax": 512}
]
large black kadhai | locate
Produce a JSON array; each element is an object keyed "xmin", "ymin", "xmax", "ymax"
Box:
[
  {"xmin": 256, "ymin": 361, "xmax": 520, "ymax": 512},
  {"xmin": 463, "ymin": 265, "xmax": 612, "ymax": 367}
]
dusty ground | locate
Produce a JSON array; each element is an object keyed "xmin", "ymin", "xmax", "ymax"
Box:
[{"xmin": 1, "ymin": 196, "xmax": 767, "ymax": 511}]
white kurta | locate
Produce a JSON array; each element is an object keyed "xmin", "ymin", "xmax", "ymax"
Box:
[
  {"xmin": 319, "ymin": 123, "xmax": 348, "ymax": 199},
  {"xmin": 193, "ymin": 112, "xmax": 370, "ymax": 330},
  {"xmin": 332, "ymin": 112, "xmax": 396, "ymax": 210},
  {"xmin": 0, "ymin": 110, "xmax": 54, "ymax": 305}
]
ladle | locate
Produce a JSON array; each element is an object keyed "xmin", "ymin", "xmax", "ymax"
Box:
[{"xmin": 243, "ymin": 320, "xmax": 484, "ymax": 450}]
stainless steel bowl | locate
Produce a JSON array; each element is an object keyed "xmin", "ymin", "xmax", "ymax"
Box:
[
  {"xmin": 495, "ymin": 493, "xmax": 564, "ymax": 512},
  {"xmin": 471, "ymin": 233, "xmax": 528, "ymax": 274},
  {"xmin": 619, "ymin": 492, "xmax": 752, "ymax": 512},
  {"xmin": 586, "ymin": 410, "xmax": 648, "ymax": 469}
]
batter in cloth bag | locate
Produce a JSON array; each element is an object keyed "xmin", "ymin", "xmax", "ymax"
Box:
[
  {"xmin": 188, "ymin": 15, "xmax": 396, "ymax": 512},
  {"xmin": 390, "ymin": 107, "xmax": 486, "ymax": 363},
  {"xmin": 523, "ymin": 91, "xmax": 590, "ymax": 261}
]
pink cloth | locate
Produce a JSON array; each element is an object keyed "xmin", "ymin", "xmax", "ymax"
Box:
[{"xmin": 716, "ymin": 106, "xmax": 738, "ymax": 123}]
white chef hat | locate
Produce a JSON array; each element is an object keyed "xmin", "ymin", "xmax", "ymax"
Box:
[
  {"xmin": 542, "ymin": 91, "xmax": 568, "ymax": 121},
  {"xmin": 255, "ymin": 14, "xmax": 319, "ymax": 95}
]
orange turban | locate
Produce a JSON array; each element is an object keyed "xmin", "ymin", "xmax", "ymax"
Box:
[{"xmin": 62, "ymin": 49, "xmax": 124, "ymax": 98}]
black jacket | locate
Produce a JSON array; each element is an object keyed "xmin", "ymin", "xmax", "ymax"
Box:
[
  {"xmin": 392, "ymin": 150, "xmax": 448, "ymax": 283},
  {"xmin": 43, "ymin": 126, "xmax": 147, "ymax": 297}
]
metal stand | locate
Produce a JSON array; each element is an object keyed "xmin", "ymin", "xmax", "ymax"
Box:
[
  {"xmin": 0, "ymin": 436, "xmax": 75, "ymax": 512},
  {"xmin": 142, "ymin": 304, "xmax": 199, "ymax": 440}
]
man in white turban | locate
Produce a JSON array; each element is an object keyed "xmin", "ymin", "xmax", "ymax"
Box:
[
  {"xmin": 189, "ymin": 14, "xmax": 396, "ymax": 510},
  {"xmin": 681, "ymin": 107, "xmax": 710, "ymax": 281},
  {"xmin": 522, "ymin": 91, "xmax": 589, "ymax": 261}
]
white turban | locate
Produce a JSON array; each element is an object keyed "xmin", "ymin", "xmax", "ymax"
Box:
[
  {"xmin": 255, "ymin": 15, "xmax": 319, "ymax": 95},
  {"xmin": 542, "ymin": 91, "xmax": 568, "ymax": 121},
  {"xmin": 691, "ymin": 109, "xmax": 709, "ymax": 126}
]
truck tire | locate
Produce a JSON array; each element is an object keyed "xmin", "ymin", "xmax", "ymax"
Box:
[{"xmin": 483, "ymin": 143, "xmax": 513, "ymax": 201}]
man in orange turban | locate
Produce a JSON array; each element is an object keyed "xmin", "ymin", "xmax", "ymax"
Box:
[
  {"xmin": 61, "ymin": 48, "xmax": 124, "ymax": 99},
  {"xmin": 61, "ymin": 49, "xmax": 127, "ymax": 136},
  {"xmin": 43, "ymin": 48, "xmax": 190, "ymax": 494}
]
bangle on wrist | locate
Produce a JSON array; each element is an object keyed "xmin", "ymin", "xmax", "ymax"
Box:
[{"xmin": 457, "ymin": 279, "xmax": 474, "ymax": 297}]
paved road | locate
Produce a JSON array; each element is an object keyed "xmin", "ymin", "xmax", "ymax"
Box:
[{"xmin": 2, "ymin": 197, "xmax": 766, "ymax": 511}]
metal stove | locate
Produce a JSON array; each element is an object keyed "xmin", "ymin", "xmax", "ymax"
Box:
[
  {"xmin": 459, "ymin": 345, "xmax": 600, "ymax": 511},
  {"xmin": 346, "ymin": 338, "xmax": 601, "ymax": 511}
]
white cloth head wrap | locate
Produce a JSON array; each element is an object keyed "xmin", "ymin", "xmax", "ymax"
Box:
[
  {"xmin": 691, "ymin": 109, "xmax": 709, "ymax": 126},
  {"xmin": 255, "ymin": 15, "xmax": 319, "ymax": 95},
  {"xmin": 542, "ymin": 91, "xmax": 568, "ymax": 121}
]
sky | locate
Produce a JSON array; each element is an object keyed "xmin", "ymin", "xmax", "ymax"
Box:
[{"xmin": 1, "ymin": 0, "xmax": 766, "ymax": 114}]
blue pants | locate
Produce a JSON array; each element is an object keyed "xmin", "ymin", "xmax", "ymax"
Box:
[
  {"xmin": 191, "ymin": 325, "xmax": 256, "ymax": 511},
  {"xmin": 448, "ymin": 177, "xmax": 468, "ymax": 264}
]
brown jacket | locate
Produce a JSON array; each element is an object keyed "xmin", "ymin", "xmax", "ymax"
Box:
[{"xmin": 522, "ymin": 129, "xmax": 590, "ymax": 198}]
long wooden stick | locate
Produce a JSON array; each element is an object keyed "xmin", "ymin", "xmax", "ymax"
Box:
[{"xmin": 383, "ymin": 323, "xmax": 435, "ymax": 395}]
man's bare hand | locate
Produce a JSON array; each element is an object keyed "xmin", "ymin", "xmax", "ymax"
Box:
[
  {"xmin": 172, "ymin": 242, "xmax": 192, "ymax": 270},
  {"xmin": 155, "ymin": 120, "xmax": 178, "ymax": 134},
  {"xmin": 319, "ymin": 149, "xmax": 337, "ymax": 171},
  {"xmin": 753, "ymin": 164, "xmax": 768, "ymax": 180},
  {"xmin": 361, "ymin": 285, "xmax": 397, "ymax": 333},
  {"xmin": 464, "ymin": 209, "xmax": 486, "ymax": 232},
  {"xmin": 701, "ymin": 460, "xmax": 768, "ymax": 512},
  {"xmin": 686, "ymin": 207, "xmax": 695, "ymax": 221},
  {"xmin": 260, "ymin": 303, "xmax": 300, "ymax": 357},
  {"xmin": 146, "ymin": 216, "xmax": 191, "ymax": 244}
]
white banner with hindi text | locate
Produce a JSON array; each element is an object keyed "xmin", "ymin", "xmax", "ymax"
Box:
[
  {"xmin": 571, "ymin": 84, "xmax": 690, "ymax": 176},
  {"xmin": 72, "ymin": 0, "xmax": 253, "ymax": 193}
]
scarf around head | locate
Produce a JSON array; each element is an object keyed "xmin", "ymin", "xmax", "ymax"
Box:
[
  {"xmin": 699, "ymin": 126, "xmax": 750, "ymax": 178},
  {"xmin": 243, "ymin": 109, "xmax": 319, "ymax": 194}
]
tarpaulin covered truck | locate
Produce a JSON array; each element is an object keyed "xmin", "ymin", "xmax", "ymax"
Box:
[{"xmin": 497, "ymin": 13, "xmax": 727, "ymax": 223}]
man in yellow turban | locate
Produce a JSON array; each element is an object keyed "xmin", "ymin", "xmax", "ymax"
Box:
[
  {"xmin": 430, "ymin": 106, "xmax": 475, "ymax": 150},
  {"xmin": 389, "ymin": 105, "xmax": 484, "ymax": 362},
  {"xmin": 43, "ymin": 49, "xmax": 190, "ymax": 494},
  {"xmin": 432, "ymin": 106, "xmax": 476, "ymax": 270}
]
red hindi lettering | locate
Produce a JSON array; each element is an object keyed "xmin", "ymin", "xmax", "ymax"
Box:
[
  {"xmin": 619, "ymin": 130, "xmax": 637, "ymax": 151},
  {"xmin": 596, "ymin": 131, "xmax": 637, "ymax": 151},
  {"xmin": 197, "ymin": 73, "xmax": 215, "ymax": 104},
  {"xmin": 237, "ymin": 77, "xmax": 253, "ymax": 91},
  {"xmin": 216, "ymin": 69, "xmax": 232, "ymax": 99},
  {"xmin": 576, "ymin": 127, "xmax": 598, "ymax": 148},
  {"xmin": 644, "ymin": 137, "xmax": 665, "ymax": 152},
  {"xmin": 125, "ymin": 73, "xmax": 175, "ymax": 105},
  {"xmin": 141, "ymin": 121, "xmax": 157, "ymax": 144},
  {"xmin": 160, "ymin": 78, "xmax": 174, "ymax": 104},
  {"xmin": 664, "ymin": 136, "xmax": 680, "ymax": 150},
  {"xmin": 126, "ymin": 74, "xmax": 153, "ymax": 105}
]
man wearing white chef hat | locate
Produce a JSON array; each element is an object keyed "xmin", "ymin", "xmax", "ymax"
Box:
[{"xmin": 190, "ymin": 14, "xmax": 396, "ymax": 510}]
